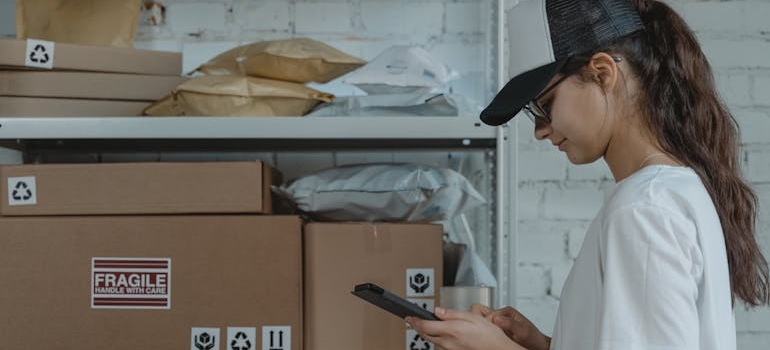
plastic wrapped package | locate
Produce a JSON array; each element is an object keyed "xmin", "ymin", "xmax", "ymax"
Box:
[
  {"xmin": 306, "ymin": 93, "xmax": 480, "ymax": 117},
  {"xmin": 274, "ymin": 163, "xmax": 487, "ymax": 222},
  {"xmin": 342, "ymin": 45, "xmax": 458, "ymax": 94}
]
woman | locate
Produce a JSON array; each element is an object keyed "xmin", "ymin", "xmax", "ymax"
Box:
[{"xmin": 407, "ymin": 1, "xmax": 769, "ymax": 349}]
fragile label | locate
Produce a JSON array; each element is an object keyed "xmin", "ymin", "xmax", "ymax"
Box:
[{"xmin": 91, "ymin": 257, "xmax": 171, "ymax": 309}]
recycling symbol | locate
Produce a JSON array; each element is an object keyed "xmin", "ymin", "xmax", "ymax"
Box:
[
  {"xmin": 409, "ymin": 333, "xmax": 432, "ymax": 350},
  {"xmin": 11, "ymin": 181, "xmax": 33, "ymax": 201},
  {"xmin": 29, "ymin": 44, "xmax": 50, "ymax": 64},
  {"xmin": 230, "ymin": 331, "xmax": 252, "ymax": 350}
]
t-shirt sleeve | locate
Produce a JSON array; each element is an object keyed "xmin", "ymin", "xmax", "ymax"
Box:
[{"xmin": 597, "ymin": 203, "xmax": 703, "ymax": 350}]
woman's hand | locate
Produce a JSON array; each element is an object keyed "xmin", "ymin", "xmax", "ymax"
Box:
[
  {"xmin": 406, "ymin": 307, "xmax": 527, "ymax": 350},
  {"xmin": 472, "ymin": 305, "xmax": 551, "ymax": 350}
]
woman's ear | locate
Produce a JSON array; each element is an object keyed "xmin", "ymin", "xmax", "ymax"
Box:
[{"xmin": 587, "ymin": 52, "xmax": 620, "ymax": 92}]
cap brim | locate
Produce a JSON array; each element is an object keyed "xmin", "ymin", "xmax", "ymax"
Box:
[{"xmin": 480, "ymin": 59, "xmax": 568, "ymax": 126}]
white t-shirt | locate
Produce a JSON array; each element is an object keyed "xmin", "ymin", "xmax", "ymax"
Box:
[{"xmin": 550, "ymin": 165, "xmax": 735, "ymax": 350}]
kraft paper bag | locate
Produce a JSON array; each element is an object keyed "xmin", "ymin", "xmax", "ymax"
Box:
[
  {"xmin": 195, "ymin": 38, "xmax": 366, "ymax": 83},
  {"xmin": 144, "ymin": 75, "xmax": 335, "ymax": 117},
  {"xmin": 16, "ymin": 0, "xmax": 142, "ymax": 48},
  {"xmin": 141, "ymin": 94, "xmax": 184, "ymax": 117}
]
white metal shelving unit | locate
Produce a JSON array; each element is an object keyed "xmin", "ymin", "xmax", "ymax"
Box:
[{"xmin": 0, "ymin": 0, "xmax": 514, "ymax": 308}]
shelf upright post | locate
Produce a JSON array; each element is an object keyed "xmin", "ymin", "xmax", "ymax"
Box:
[{"xmin": 494, "ymin": 0, "xmax": 517, "ymax": 309}]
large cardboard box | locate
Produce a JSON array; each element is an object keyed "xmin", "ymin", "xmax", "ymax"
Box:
[
  {"xmin": 0, "ymin": 39, "xmax": 182, "ymax": 75},
  {"xmin": 0, "ymin": 215, "xmax": 303, "ymax": 350},
  {"xmin": 0, "ymin": 160, "xmax": 279, "ymax": 216},
  {"xmin": 0, "ymin": 96, "xmax": 151, "ymax": 116},
  {"xmin": 0, "ymin": 71, "xmax": 186, "ymax": 101},
  {"xmin": 303, "ymin": 222, "xmax": 443, "ymax": 350}
]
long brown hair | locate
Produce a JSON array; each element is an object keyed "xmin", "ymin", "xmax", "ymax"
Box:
[{"xmin": 563, "ymin": 0, "xmax": 769, "ymax": 306}]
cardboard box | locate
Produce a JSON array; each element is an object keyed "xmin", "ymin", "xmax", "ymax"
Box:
[
  {"xmin": 0, "ymin": 39, "xmax": 182, "ymax": 76},
  {"xmin": 0, "ymin": 96, "xmax": 151, "ymax": 116},
  {"xmin": 0, "ymin": 160, "xmax": 279, "ymax": 216},
  {"xmin": 0, "ymin": 215, "xmax": 303, "ymax": 350},
  {"xmin": 303, "ymin": 222, "xmax": 443, "ymax": 350},
  {"xmin": 0, "ymin": 71, "xmax": 186, "ymax": 101}
]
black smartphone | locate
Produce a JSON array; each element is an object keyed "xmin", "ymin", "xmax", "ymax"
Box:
[{"xmin": 351, "ymin": 282, "xmax": 440, "ymax": 321}]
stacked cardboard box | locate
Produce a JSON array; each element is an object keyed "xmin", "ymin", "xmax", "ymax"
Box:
[
  {"xmin": 0, "ymin": 160, "xmax": 446, "ymax": 350},
  {"xmin": 0, "ymin": 161, "xmax": 304, "ymax": 350},
  {"xmin": 0, "ymin": 161, "xmax": 278, "ymax": 215},
  {"xmin": 303, "ymin": 222, "xmax": 444, "ymax": 350},
  {"xmin": 0, "ymin": 39, "xmax": 184, "ymax": 116}
]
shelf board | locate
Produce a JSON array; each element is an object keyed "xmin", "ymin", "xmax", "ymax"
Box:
[
  {"xmin": 0, "ymin": 116, "xmax": 494, "ymax": 139},
  {"xmin": 0, "ymin": 116, "xmax": 500, "ymax": 151}
]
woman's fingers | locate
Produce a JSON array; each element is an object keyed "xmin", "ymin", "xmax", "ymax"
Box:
[
  {"xmin": 492, "ymin": 313, "xmax": 514, "ymax": 328},
  {"xmin": 489, "ymin": 306, "xmax": 521, "ymax": 328},
  {"xmin": 406, "ymin": 310, "xmax": 528, "ymax": 350},
  {"xmin": 435, "ymin": 307, "xmax": 467, "ymax": 320},
  {"xmin": 406, "ymin": 316, "xmax": 447, "ymax": 340},
  {"xmin": 469, "ymin": 303, "xmax": 493, "ymax": 316},
  {"xmin": 406, "ymin": 308, "xmax": 476, "ymax": 337},
  {"xmin": 491, "ymin": 306, "xmax": 520, "ymax": 318}
]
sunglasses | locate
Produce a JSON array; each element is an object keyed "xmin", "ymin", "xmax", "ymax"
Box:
[
  {"xmin": 522, "ymin": 56, "xmax": 622, "ymax": 124},
  {"xmin": 522, "ymin": 74, "xmax": 570, "ymax": 124}
]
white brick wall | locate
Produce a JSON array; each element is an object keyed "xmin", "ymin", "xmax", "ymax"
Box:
[
  {"xmin": 689, "ymin": 0, "xmax": 770, "ymax": 340},
  {"xmin": 166, "ymin": 2, "xmax": 229, "ymax": 33},
  {"xmin": 297, "ymin": 2, "xmax": 355, "ymax": 34},
  {"xmin": 2, "ymin": 0, "xmax": 769, "ymax": 348}
]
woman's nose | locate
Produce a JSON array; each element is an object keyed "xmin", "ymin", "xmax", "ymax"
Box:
[{"xmin": 533, "ymin": 120, "xmax": 551, "ymax": 140}]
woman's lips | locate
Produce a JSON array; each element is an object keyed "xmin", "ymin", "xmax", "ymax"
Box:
[{"xmin": 555, "ymin": 139, "xmax": 566, "ymax": 151}]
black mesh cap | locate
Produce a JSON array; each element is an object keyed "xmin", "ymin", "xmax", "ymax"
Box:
[{"xmin": 480, "ymin": 0, "xmax": 644, "ymax": 126}]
